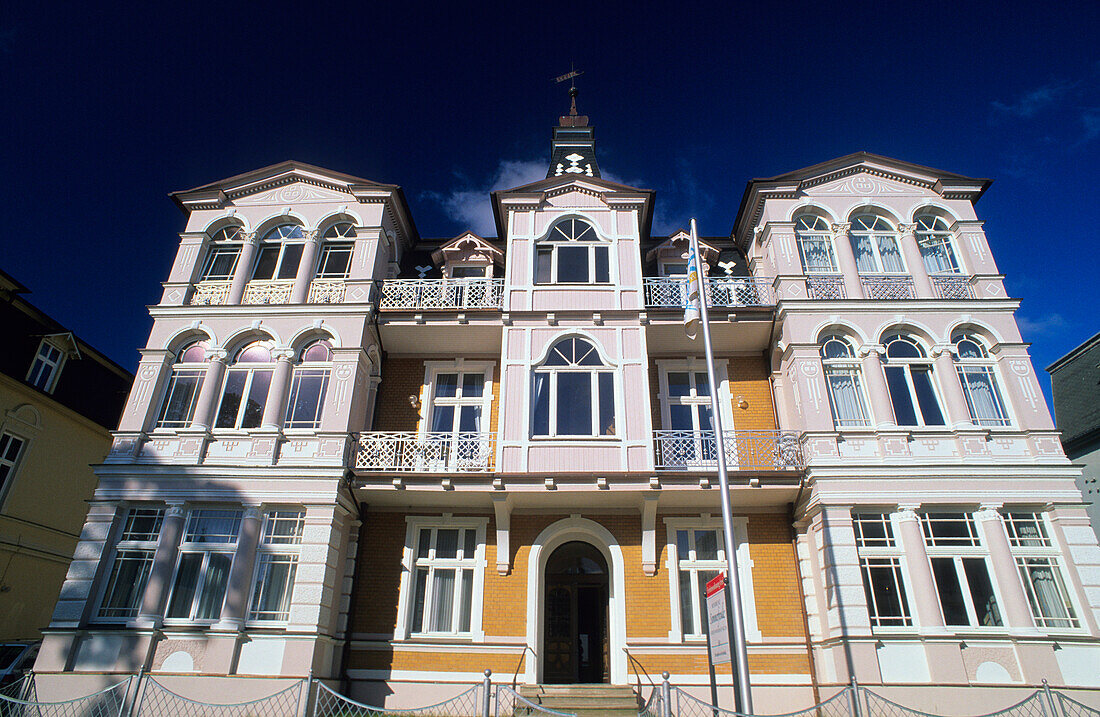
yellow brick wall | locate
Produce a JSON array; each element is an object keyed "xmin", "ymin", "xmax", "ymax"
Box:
[
  {"xmin": 722, "ymin": 354, "xmax": 777, "ymax": 431},
  {"xmin": 374, "ymin": 358, "xmax": 425, "ymax": 431}
]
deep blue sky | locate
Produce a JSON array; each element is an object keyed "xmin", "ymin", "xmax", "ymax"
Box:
[{"xmin": 2, "ymin": 2, "xmax": 1097, "ymax": 410}]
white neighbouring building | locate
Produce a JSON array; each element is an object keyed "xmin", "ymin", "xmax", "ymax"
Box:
[{"xmin": 33, "ymin": 101, "xmax": 1100, "ymax": 711}]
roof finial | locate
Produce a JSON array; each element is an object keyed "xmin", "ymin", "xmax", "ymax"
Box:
[
  {"xmin": 552, "ymin": 64, "xmax": 587, "ymax": 127},
  {"xmin": 569, "ymin": 85, "xmax": 579, "ymax": 116}
]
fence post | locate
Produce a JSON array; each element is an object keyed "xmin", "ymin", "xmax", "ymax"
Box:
[
  {"xmin": 300, "ymin": 669, "xmax": 313, "ymax": 717},
  {"xmin": 18, "ymin": 670, "xmax": 33, "ymax": 701},
  {"xmin": 1041, "ymin": 679, "xmax": 1061, "ymax": 717},
  {"xmin": 849, "ymin": 676, "xmax": 863, "ymax": 717},
  {"xmin": 661, "ymin": 672, "xmax": 672, "ymax": 717},
  {"xmin": 125, "ymin": 666, "xmax": 145, "ymax": 717},
  {"xmin": 483, "ymin": 669, "xmax": 493, "ymax": 717}
]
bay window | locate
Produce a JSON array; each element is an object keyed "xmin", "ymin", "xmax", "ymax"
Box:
[
  {"xmin": 849, "ymin": 215, "xmax": 904, "ymax": 273},
  {"xmin": 881, "ymin": 334, "xmax": 945, "ymax": 427},
  {"xmin": 248, "ymin": 509, "xmax": 305, "ymax": 622},
  {"xmin": 156, "ymin": 341, "xmax": 208, "ymax": 428},
  {"xmin": 821, "ymin": 335, "xmax": 870, "ymax": 427},
  {"xmin": 284, "ymin": 340, "xmax": 333, "ymax": 429},
  {"xmin": 532, "ymin": 337, "xmax": 615, "ymax": 437},
  {"xmin": 794, "ymin": 215, "xmax": 837, "ymax": 273},
  {"xmin": 854, "ymin": 513, "xmax": 912, "ymax": 627},
  {"xmin": 952, "ymin": 333, "xmax": 1010, "ymax": 427},
  {"xmin": 96, "ymin": 508, "xmax": 164, "ymax": 620},
  {"xmin": 915, "ymin": 215, "xmax": 961, "ymax": 274},
  {"xmin": 252, "ymin": 224, "xmax": 305, "ymax": 281},
  {"xmin": 164, "ymin": 509, "xmax": 241, "ymax": 622},
  {"xmin": 535, "ymin": 218, "xmax": 610, "ymax": 284},
  {"xmin": 215, "ymin": 342, "xmax": 274, "ymax": 430},
  {"xmin": 921, "ymin": 512, "xmax": 1002, "ymax": 627},
  {"xmin": 1003, "ymin": 511, "xmax": 1079, "ymax": 629}
]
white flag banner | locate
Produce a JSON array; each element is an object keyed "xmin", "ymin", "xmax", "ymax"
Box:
[{"xmin": 684, "ymin": 226, "xmax": 703, "ymax": 339}]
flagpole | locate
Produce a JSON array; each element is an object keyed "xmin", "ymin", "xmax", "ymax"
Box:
[{"xmin": 688, "ymin": 218, "xmax": 754, "ymax": 714}]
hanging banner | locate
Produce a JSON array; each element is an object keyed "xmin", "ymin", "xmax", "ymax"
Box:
[{"xmin": 705, "ymin": 572, "xmax": 732, "ymax": 665}]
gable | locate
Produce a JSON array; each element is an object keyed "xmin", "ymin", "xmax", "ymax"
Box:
[
  {"xmin": 230, "ymin": 180, "xmax": 354, "ymax": 206},
  {"xmin": 802, "ymin": 170, "xmax": 928, "ymax": 198}
]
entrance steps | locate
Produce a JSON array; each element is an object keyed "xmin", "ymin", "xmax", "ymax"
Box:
[{"xmin": 518, "ymin": 685, "xmax": 640, "ymax": 717}]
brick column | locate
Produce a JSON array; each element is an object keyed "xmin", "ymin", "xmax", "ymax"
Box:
[
  {"xmin": 136, "ymin": 502, "xmax": 187, "ymax": 628},
  {"xmin": 261, "ymin": 352, "xmax": 295, "ymax": 429},
  {"xmin": 892, "ymin": 506, "xmax": 945, "ymax": 631},
  {"xmin": 831, "ymin": 223, "xmax": 864, "ymax": 299},
  {"xmin": 215, "ymin": 505, "xmax": 263, "ymax": 630},
  {"xmin": 932, "ymin": 346, "xmax": 973, "ymax": 429},
  {"xmin": 227, "ymin": 231, "xmax": 259, "ymax": 304},
  {"xmin": 290, "ymin": 230, "xmax": 321, "ymax": 304},
  {"xmin": 189, "ymin": 350, "xmax": 228, "ymax": 430},
  {"xmin": 974, "ymin": 505, "xmax": 1035, "ymax": 629},
  {"xmin": 859, "ymin": 346, "xmax": 896, "ymax": 428},
  {"xmin": 898, "ymin": 223, "xmax": 935, "ymax": 297}
]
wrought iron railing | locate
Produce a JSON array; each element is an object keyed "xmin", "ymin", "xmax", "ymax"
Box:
[
  {"xmin": 189, "ymin": 281, "xmax": 232, "ymax": 305},
  {"xmin": 805, "ymin": 274, "xmax": 846, "ymax": 299},
  {"xmin": 931, "ymin": 274, "xmax": 974, "ymax": 299},
  {"xmin": 308, "ymin": 278, "xmax": 347, "ymax": 303},
  {"xmin": 379, "ymin": 278, "xmax": 505, "ymax": 310},
  {"xmin": 653, "ymin": 430, "xmax": 803, "ymax": 471},
  {"xmin": 243, "ymin": 279, "xmax": 295, "ymax": 304},
  {"xmin": 355, "ymin": 431, "xmax": 496, "ymax": 472},
  {"xmin": 859, "ymin": 274, "xmax": 916, "ymax": 300},
  {"xmin": 642, "ymin": 278, "xmax": 775, "ymax": 308}
]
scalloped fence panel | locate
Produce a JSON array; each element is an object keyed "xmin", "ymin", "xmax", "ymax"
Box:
[
  {"xmin": 133, "ymin": 676, "xmax": 304, "ymax": 717},
  {"xmin": 0, "ymin": 677, "xmax": 130, "ymax": 717},
  {"xmin": 313, "ymin": 681, "xmax": 483, "ymax": 717}
]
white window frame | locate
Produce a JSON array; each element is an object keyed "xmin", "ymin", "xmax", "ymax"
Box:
[
  {"xmin": 849, "ymin": 215, "xmax": 906, "ymax": 274},
  {"xmin": 915, "ymin": 215, "xmax": 964, "ymax": 275},
  {"xmin": 422, "ymin": 362, "xmax": 495, "ymax": 436},
  {"xmin": 247, "ymin": 509, "xmax": 306, "ymax": 624},
  {"xmin": 820, "ymin": 336, "xmax": 871, "ymax": 428},
  {"xmin": 882, "ymin": 335, "xmax": 947, "ymax": 427},
  {"xmin": 214, "ymin": 343, "xmax": 275, "ymax": 431},
  {"xmin": 854, "ymin": 512, "xmax": 914, "ymax": 629},
  {"xmin": 921, "ymin": 512, "xmax": 1007, "ymax": 630},
  {"xmin": 93, "ymin": 507, "xmax": 165, "ymax": 623},
  {"xmin": 284, "ymin": 342, "xmax": 333, "ymax": 430},
  {"xmin": 531, "ymin": 338, "xmax": 617, "ymax": 438},
  {"xmin": 0, "ymin": 432, "xmax": 28, "ymax": 509},
  {"xmin": 1003, "ymin": 510, "xmax": 1082, "ymax": 631},
  {"xmin": 447, "ymin": 263, "xmax": 492, "ymax": 279},
  {"xmin": 162, "ymin": 508, "xmax": 242, "ymax": 624},
  {"xmin": 534, "ymin": 218, "xmax": 613, "ymax": 285},
  {"xmin": 656, "ymin": 360, "xmax": 736, "ymax": 467},
  {"xmin": 395, "ymin": 516, "xmax": 488, "ymax": 641},
  {"xmin": 952, "ymin": 334, "xmax": 1012, "ymax": 428},
  {"xmin": 664, "ymin": 516, "xmax": 759, "ymax": 643},
  {"xmin": 26, "ymin": 339, "xmax": 66, "ymax": 393},
  {"xmin": 252, "ymin": 224, "xmax": 306, "ymax": 281},
  {"xmin": 794, "ymin": 215, "xmax": 838, "ymax": 274}
]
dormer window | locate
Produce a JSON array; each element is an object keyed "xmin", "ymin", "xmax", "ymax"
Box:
[
  {"xmin": 252, "ymin": 224, "xmax": 305, "ymax": 281},
  {"xmin": 535, "ymin": 219, "xmax": 610, "ymax": 284},
  {"xmin": 450, "ymin": 266, "xmax": 489, "ymax": 279},
  {"xmin": 27, "ymin": 339, "xmax": 66, "ymax": 392},
  {"xmin": 661, "ymin": 263, "xmax": 688, "ymax": 277}
]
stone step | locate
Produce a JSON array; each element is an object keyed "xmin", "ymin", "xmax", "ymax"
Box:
[
  {"xmin": 518, "ymin": 685, "xmax": 640, "ymax": 716},
  {"xmin": 520, "ymin": 685, "xmax": 636, "ymax": 698}
]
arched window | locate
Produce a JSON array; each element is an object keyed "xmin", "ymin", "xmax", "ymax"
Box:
[
  {"xmin": 849, "ymin": 215, "xmax": 904, "ymax": 274},
  {"xmin": 882, "ymin": 334, "xmax": 945, "ymax": 426},
  {"xmin": 214, "ymin": 342, "xmax": 274, "ymax": 429},
  {"xmin": 535, "ymin": 218, "xmax": 610, "ymax": 284},
  {"xmin": 284, "ymin": 340, "xmax": 333, "ymax": 429},
  {"xmin": 156, "ymin": 341, "xmax": 209, "ymax": 428},
  {"xmin": 915, "ymin": 215, "xmax": 960, "ymax": 274},
  {"xmin": 952, "ymin": 332, "xmax": 1010, "ymax": 426},
  {"xmin": 316, "ymin": 223, "xmax": 355, "ymax": 279},
  {"xmin": 252, "ymin": 224, "xmax": 305, "ymax": 281},
  {"xmin": 199, "ymin": 225, "xmax": 244, "ymax": 281},
  {"xmin": 794, "ymin": 215, "xmax": 837, "ymax": 273},
  {"xmin": 532, "ymin": 337, "xmax": 615, "ymax": 436},
  {"xmin": 820, "ymin": 335, "xmax": 870, "ymax": 427}
]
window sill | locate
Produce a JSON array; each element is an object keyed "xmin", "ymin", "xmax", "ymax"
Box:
[
  {"xmin": 403, "ymin": 633, "xmax": 478, "ymax": 643},
  {"xmin": 529, "ymin": 435, "xmax": 620, "ymax": 442}
]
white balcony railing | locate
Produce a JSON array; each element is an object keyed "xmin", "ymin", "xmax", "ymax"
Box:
[
  {"xmin": 860, "ymin": 275, "xmax": 917, "ymax": 300},
  {"xmin": 805, "ymin": 274, "xmax": 846, "ymax": 299},
  {"xmin": 653, "ymin": 430, "xmax": 803, "ymax": 471},
  {"xmin": 379, "ymin": 279, "xmax": 505, "ymax": 310},
  {"xmin": 189, "ymin": 281, "xmax": 232, "ymax": 305},
  {"xmin": 243, "ymin": 279, "xmax": 294, "ymax": 305},
  {"xmin": 354, "ymin": 431, "xmax": 496, "ymax": 472},
  {"xmin": 643, "ymin": 277, "xmax": 775, "ymax": 308},
  {"xmin": 931, "ymin": 275, "xmax": 974, "ymax": 299},
  {"xmin": 308, "ymin": 278, "xmax": 347, "ymax": 304}
]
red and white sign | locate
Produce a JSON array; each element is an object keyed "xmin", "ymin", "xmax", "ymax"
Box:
[{"xmin": 705, "ymin": 572, "xmax": 731, "ymax": 665}]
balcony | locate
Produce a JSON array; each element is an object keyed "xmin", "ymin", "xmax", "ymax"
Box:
[
  {"xmin": 307, "ymin": 278, "xmax": 347, "ymax": 304},
  {"xmin": 379, "ymin": 279, "xmax": 505, "ymax": 311},
  {"xmin": 653, "ymin": 430, "xmax": 803, "ymax": 471},
  {"xmin": 243, "ymin": 279, "xmax": 294, "ymax": 304},
  {"xmin": 354, "ymin": 431, "xmax": 496, "ymax": 472},
  {"xmin": 860, "ymin": 275, "xmax": 916, "ymax": 300},
  {"xmin": 189, "ymin": 281, "xmax": 231, "ymax": 306},
  {"xmin": 643, "ymin": 277, "xmax": 775, "ymax": 308},
  {"xmin": 931, "ymin": 275, "xmax": 974, "ymax": 299},
  {"xmin": 805, "ymin": 274, "xmax": 846, "ymax": 300}
]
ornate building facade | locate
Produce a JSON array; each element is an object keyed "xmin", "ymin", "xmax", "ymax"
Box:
[{"xmin": 34, "ymin": 107, "xmax": 1100, "ymax": 710}]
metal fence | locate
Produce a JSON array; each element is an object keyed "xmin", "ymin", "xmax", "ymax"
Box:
[{"xmin": 4, "ymin": 671, "xmax": 1096, "ymax": 717}]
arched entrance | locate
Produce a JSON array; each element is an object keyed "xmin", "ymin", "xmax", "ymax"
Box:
[{"xmin": 543, "ymin": 541, "xmax": 610, "ymax": 683}]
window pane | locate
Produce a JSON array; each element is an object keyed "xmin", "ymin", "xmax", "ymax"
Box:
[
  {"xmin": 532, "ymin": 373, "xmax": 550, "ymax": 435},
  {"xmin": 99, "ymin": 550, "xmax": 154, "ymax": 618},
  {"xmin": 122, "ymin": 509, "xmax": 164, "ymax": 541},
  {"xmin": 557, "ymin": 246, "xmax": 589, "ymax": 282},
  {"xmin": 863, "ymin": 559, "xmax": 909, "ymax": 625},
  {"xmin": 215, "ymin": 372, "xmax": 247, "ymax": 428},
  {"xmin": 196, "ymin": 553, "xmax": 232, "ymax": 620},
  {"xmin": 959, "ymin": 368, "xmax": 1008, "ymax": 426},
  {"xmin": 696, "ymin": 570, "xmax": 718, "ymax": 631},
  {"xmin": 458, "ymin": 405, "xmax": 481, "ymax": 432},
  {"xmin": 430, "ymin": 569, "xmax": 456, "ymax": 632},
  {"xmin": 931, "ymin": 558, "xmax": 969, "ymax": 625},
  {"xmin": 462, "ymin": 373, "xmax": 484, "ymax": 398},
  {"xmin": 285, "ymin": 369, "xmax": 328, "ymax": 428},
  {"xmin": 962, "ymin": 558, "xmax": 1002, "ymax": 626},
  {"xmin": 463, "ymin": 529, "xmax": 477, "ymax": 559},
  {"xmin": 679, "ymin": 570, "xmax": 694, "ymax": 634},
  {"xmin": 187, "ymin": 510, "xmax": 243, "ymax": 543},
  {"xmin": 241, "ymin": 370, "xmax": 273, "ymax": 428},
  {"xmin": 435, "ymin": 374, "xmax": 458, "ymax": 398},
  {"xmin": 159, "ymin": 371, "xmax": 204, "ymax": 427},
  {"xmin": 252, "ymin": 246, "xmax": 279, "ymax": 280},
  {"xmin": 436, "ymin": 529, "xmax": 459, "ymax": 559},
  {"xmin": 264, "ymin": 511, "xmax": 305, "ymax": 544},
  {"xmin": 411, "ymin": 567, "xmax": 428, "ymax": 633},
  {"xmin": 694, "ymin": 372, "xmax": 709, "ymax": 396},
  {"xmin": 277, "ymin": 244, "xmax": 304, "ymax": 279},
  {"xmin": 417, "ymin": 529, "xmax": 431, "ymax": 559},
  {"xmin": 598, "ymin": 373, "xmax": 615, "ymax": 435},
  {"xmin": 593, "ymin": 246, "xmax": 609, "ymax": 283},
  {"xmin": 203, "ymin": 248, "xmax": 240, "ymax": 280},
  {"xmin": 878, "ymin": 236, "xmax": 904, "ymax": 272},
  {"xmin": 695, "ymin": 530, "xmax": 719, "ymax": 561},
  {"xmin": 669, "ymin": 405, "xmax": 693, "ymax": 430},
  {"xmin": 911, "ymin": 368, "xmax": 945, "ymax": 426},
  {"xmin": 850, "ymin": 235, "xmax": 877, "ymax": 273},
  {"xmin": 166, "ymin": 553, "xmax": 203, "ymax": 618},
  {"xmin": 676, "ymin": 530, "xmax": 690, "ymax": 557},
  {"xmin": 536, "ymin": 248, "xmax": 553, "ymax": 284},
  {"xmin": 430, "ymin": 405, "xmax": 455, "ymax": 433},
  {"xmin": 458, "ymin": 569, "xmax": 474, "ymax": 632},
  {"xmin": 884, "ymin": 366, "xmax": 918, "ymax": 426},
  {"xmin": 668, "ymin": 372, "xmax": 690, "ymax": 398},
  {"xmin": 318, "ymin": 244, "xmax": 353, "ymax": 277},
  {"xmin": 557, "ymin": 373, "xmax": 592, "ymax": 435},
  {"xmin": 827, "ymin": 370, "xmax": 868, "ymax": 426},
  {"xmin": 250, "ymin": 555, "xmax": 297, "ymax": 620}
]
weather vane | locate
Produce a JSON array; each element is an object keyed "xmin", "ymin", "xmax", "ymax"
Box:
[{"xmin": 551, "ymin": 63, "xmax": 584, "ymax": 116}]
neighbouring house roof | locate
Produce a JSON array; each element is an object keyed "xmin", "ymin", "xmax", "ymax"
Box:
[{"xmin": 1047, "ymin": 330, "xmax": 1100, "ymax": 450}]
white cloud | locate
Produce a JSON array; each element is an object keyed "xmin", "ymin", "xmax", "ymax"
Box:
[
  {"xmin": 1016, "ymin": 313, "xmax": 1068, "ymax": 337},
  {"xmin": 429, "ymin": 159, "xmax": 548, "ymax": 236},
  {"xmin": 992, "ymin": 80, "xmax": 1076, "ymax": 118}
]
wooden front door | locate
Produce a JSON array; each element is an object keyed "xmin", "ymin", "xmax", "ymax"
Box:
[{"xmin": 543, "ymin": 542, "xmax": 609, "ymax": 684}]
